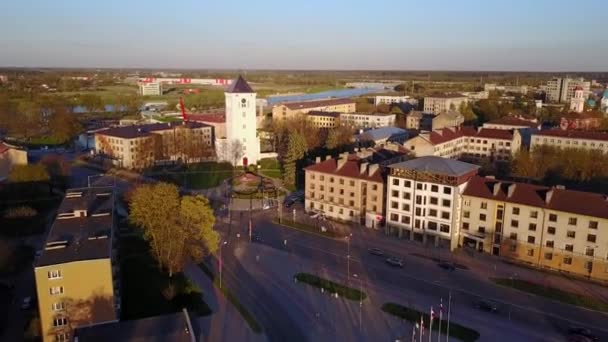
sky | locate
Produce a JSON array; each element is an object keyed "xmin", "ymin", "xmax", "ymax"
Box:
[{"xmin": 1, "ymin": 0, "xmax": 607, "ymax": 71}]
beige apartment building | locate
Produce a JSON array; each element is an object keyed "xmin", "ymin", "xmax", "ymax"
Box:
[
  {"xmin": 530, "ymin": 130, "xmax": 608, "ymax": 153},
  {"xmin": 339, "ymin": 112, "xmax": 395, "ymax": 128},
  {"xmin": 95, "ymin": 122, "xmax": 214, "ymax": 169},
  {"xmin": 482, "ymin": 116, "xmax": 539, "ymax": 130},
  {"xmin": 544, "ymin": 77, "xmax": 590, "ymax": 103},
  {"xmin": 34, "ymin": 187, "xmax": 118, "ymax": 342},
  {"xmin": 0, "ymin": 142, "xmax": 27, "ymax": 181},
  {"xmin": 304, "ymin": 149, "xmax": 407, "ymax": 228},
  {"xmin": 272, "ymin": 98, "xmax": 356, "ymax": 121},
  {"xmin": 460, "ymin": 176, "xmax": 608, "ymax": 281},
  {"xmin": 404, "ymin": 126, "xmax": 522, "ymax": 161},
  {"xmin": 306, "ymin": 111, "xmax": 340, "ymax": 128},
  {"xmin": 423, "ymin": 94, "xmax": 468, "ymax": 114}
]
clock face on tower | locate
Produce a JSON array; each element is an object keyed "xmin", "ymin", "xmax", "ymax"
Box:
[{"xmin": 241, "ymin": 98, "xmax": 247, "ymax": 104}]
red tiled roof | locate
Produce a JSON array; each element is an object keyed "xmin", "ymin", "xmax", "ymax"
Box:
[
  {"xmin": 463, "ymin": 176, "xmax": 608, "ymax": 219},
  {"xmin": 475, "ymin": 128, "xmax": 513, "ymax": 140},
  {"xmin": 0, "ymin": 142, "xmax": 9, "ymax": 154},
  {"xmin": 304, "ymin": 155, "xmax": 383, "ymax": 183},
  {"xmin": 486, "ymin": 117, "xmax": 538, "ymax": 128},
  {"xmin": 561, "ymin": 112, "xmax": 602, "ymax": 120},
  {"xmin": 283, "ymin": 98, "xmax": 355, "ymax": 110},
  {"xmin": 533, "ymin": 129, "xmax": 608, "ymax": 142},
  {"xmin": 307, "ymin": 111, "xmax": 340, "ymax": 118},
  {"xmin": 187, "ymin": 113, "xmax": 226, "ymax": 123}
]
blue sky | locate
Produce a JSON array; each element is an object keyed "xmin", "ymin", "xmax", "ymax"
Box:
[{"xmin": 1, "ymin": 0, "xmax": 607, "ymax": 70}]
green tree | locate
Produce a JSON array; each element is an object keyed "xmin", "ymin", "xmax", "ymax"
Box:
[
  {"xmin": 8, "ymin": 164, "xmax": 50, "ymax": 183},
  {"xmin": 458, "ymin": 102, "xmax": 478, "ymax": 122},
  {"xmin": 390, "ymin": 106, "xmax": 404, "ymax": 115},
  {"xmin": 283, "ymin": 133, "xmax": 307, "ymax": 187},
  {"xmin": 325, "ymin": 125, "xmax": 353, "ymax": 150},
  {"xmin": 129, "ymin": 183, "xmax": 219, "ymax": 277}
]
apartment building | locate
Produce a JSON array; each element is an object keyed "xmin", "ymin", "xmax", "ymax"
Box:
[
  {"xmin": 0, "ymin": 142, "xmax": 27, "ymax": 181},
  {"xmin": 385, "ymin": 157, "xmax": 479, "ymax": 250},
  {"xmin": 374, "ymin": 95, "xmax": 417, "ymax": 106},
  {"xmin": 484, "ymin": 84, "xmax": 529, "ymax": 94},
  {"xmin": 95, "ymin": 122, "xmax": 214, "ymax": 169},
  {"xmin": 482, "ymin": 117, "xmax": 539, "ymax": 130},
  {"xmin": 307, "ymin": 111, "xmax": 340, "ymax": 128},
  {"xmin": 404, "ymin": 126, "xmax": 522, "ymax": 161},
  {"xmin": 138, "ymin": 82, "xmax": 163, "ymax": 96},
  {"xmin": 304, "ymin": 150, "xmax": 407, "ymax": 228},
  {"xmin": 432, "ymin": 110, "xmax": 465, "ymax": 131},
  {"xmin": 460, "ymin": 176, "xmax": 608, "ymax": 281},
  {"xmin": 545, "ymin": 77, "xmax": 590, "ymax": 103},
  {"xmin": 339, "ymin": 112, "xmax": 395, "ymax": 128},
  {"xmin": 34, "ymin": 187, "xmax": 118, "ymax": 342},
  {"xmin": 423, "ymin": 94, "xmax": 468, "ymax": 114},
  {"xmin": 530, "ymin": 130, "xmax": 608, "ymax": 153},
  {"xmin": 272, "ymin": 98, "xmax": 356, "ymax": 121}
]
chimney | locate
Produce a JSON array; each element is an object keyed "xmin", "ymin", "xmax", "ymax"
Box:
[
  {"xmin": 507, "ymin": 183, "xmax": 516, "ymax": 198},
  {"xmin": 315, "ymin": 156, "xmax": 321, "ymax": 164},
  {"xmin": 368, "ymin": 164, "xmax": 379, "ymax": 176},
  {"xmin": 545, "ymin": 189, "xmax": 554, "ymax": 204},
  {"xmin": 325, "ymin": 154, "xmax": 332, "ymax": 161},
  {"xmin": 555, "ymin": 184, "xmax": 565, "ymax": 190},
  {"xmin": 492, "ymin": 182, "xmax": 501, "ymax": 196},
  {"xmin": 360, "ymin": 162, "xmax": 369, "ymax": 174}
]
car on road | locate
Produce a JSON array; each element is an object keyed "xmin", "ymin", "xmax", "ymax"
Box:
[
  {"xmin": 567, "ymin": 327, "xmax": 598, "ymax": 341},
  {"xmin": 438, "ymin": 261, "xmax": 456, "ymax": 270},
  {"xmin": 385, "ymin": 257, "xmax": 404, "ymax": 268},
  {"xmin": 473, "ymin": 300, "xmax": 498, "ymax": 313},
  {"xmin": 368, "ymin": 248, "xmax": 384, "ymax": 256},
  {"xmin": 21, "ymin": 297, "xmax": 32, "ymax": 310},
  {"xmin": 251, "ymin": 233, "xmax": 262, "ymax": 243},
  {"xmin": 284, "ymin": 200, "xmax": 295, "ymax": 208}
]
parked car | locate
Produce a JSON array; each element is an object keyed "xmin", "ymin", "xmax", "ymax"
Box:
[
  {"xmin": 473, "ymin": 300, "xmax": 498, "ymax": 313},
  {"xmin": 251, "ymin": 233, "xmax": 262, "ymax": 243},
  {"xmin": 568, "ymin": 327, "xmax": 598, "ymax": 341},
  {"xmin": 438, "ymin": 261, "xmax": 456, "ymax": 270},
  {"xmin": 368, "ymin": 248, "xmax": 384, "ymax": 256},
  {"xmin": 385, "ymin": 257, "xmax": 404, "ymax": 268},
  {"xmin": 21, "ymin": 297, "xmax": 32, "ymax": 310}
]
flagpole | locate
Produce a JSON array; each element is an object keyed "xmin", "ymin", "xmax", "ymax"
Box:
[
  {"xmin": 429, "ymin": 306, "xmax": 433, "ymax": 342},
  {"xmin": 438, "ymin": 298, "xmax": 443, "ymax": 342},
  {"xmin": 446, "ymin": 292, "xmax": 451, "ymax": 342}
]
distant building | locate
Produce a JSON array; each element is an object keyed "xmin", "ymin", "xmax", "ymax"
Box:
[
  {"xmin": 339, "ymin": 112, "xmax": 395, "ymax": 129},
  {"xmin": 601, "ymin": 90, "xmax": 608, "ymax": 113},
  {"xmin": 461, "ymin": 91, "xmax": 489, "ymax": 100},
  {"xmin": 405, "ymin": 111, "xmax": 432, "ymax": 131},
  {"xmin": 307, "ymin": 111, "xmax": 340, "ymax": 128},
  {"xmin": 374, "ymin": 95, "xmax": 417, "ymax": 106},
  {"xmin": 35, "ymin": 187, "xmax": 118, "ymax": 342},
  {"xmin": 385, "ymin": 157, "xmax": 479, "ymax": 250},
  {"xmin": 187, "ymin": 113, "xmax": 226, "ymax": 139},
  {"xmin": 0, "ymin": 75, "xmax": 8, "ymax": 83},
  {"xmin": 569, "ymin": 87, "xmax": 585, "ymax": 113},
  {"xmin": 482, "ymin": 117, "xmax": 539, "ymax": 130},
  {"xmin": 139, "ymin": 82, "xmax": 163, "ymax": 96},
  {"xmin": 530, "ymin": 130, "xmax": 608, "ymax": 153},
  {"xmin": 431, "ymin": 110, "xmax": 464, "ymax": 131},
  {"xmin": 0, "ymin": 142, "xmax": 27, "ymax": 181},
  {"xmin": 404, "ymin": 126, "xmax": 522, "ymax": 161},
  {"xmin": 356, "ymin": 127, "xmax": 409, "ymax": 146},
  {"xmin": 423, "ymin": 94, "xmax": 468, "ymax": 114},
  {"xmin": 484, "ymin": 84, "xmax": 528, "ymax": 94},
  {"xmin": 559, "ymin": 112, "xmax": 602, "ymax": 131},
  {"xmin": 545, "ymin": 77, "xmax": 590, "ymax": 103},
  {"xmin": 272, "ymin": 98, "xmax": 356, "ymax": 121},
  {"xmin": 95, "ymin": 122, "xmax": 214, "ymax": 169}
]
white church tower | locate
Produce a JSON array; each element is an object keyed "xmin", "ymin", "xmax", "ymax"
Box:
[
  {"xmin": 220, "ymin": 75, "xmax": 260, "ymax": 166},
  {"xmin": 569, "ymin": 86, "xmax": 585, "ymax": 113}
]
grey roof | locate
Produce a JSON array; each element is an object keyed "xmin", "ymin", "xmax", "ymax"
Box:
[
  {"xmin": 226, "ymin": 75, "xmax": 254, "ymax": 93},
  {"xmin": 74, "ymin": 312, "xmax": 199, "ymax": 342},
  {"xmin": 36, "ymin": 187, "xmax": 115, "ymax": 267},
  {"xmin": 388, "ymin": 156, "xmax": 479, "ymax": 176},
  {"xmin": 359, "ymin": 127, "xmax": 407, "ymax": 141}
]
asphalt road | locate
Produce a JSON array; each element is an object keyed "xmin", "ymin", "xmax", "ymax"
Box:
[{"xmin": 217, "ymin": 209, "xmax": 608, "ymax": 342}]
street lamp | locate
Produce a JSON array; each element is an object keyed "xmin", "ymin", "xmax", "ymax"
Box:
[
  {"xmin": 219, "ymin": 241, "xmax": 228, "ymax": 289},
  {"xmin": 346, "ymin": 233, "xmax": 353, "ymax": 283}
]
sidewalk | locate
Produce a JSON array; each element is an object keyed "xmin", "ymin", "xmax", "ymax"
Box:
[{"xmin": 183, "ymin": 263, "xmax": 267, "ymax": 342}]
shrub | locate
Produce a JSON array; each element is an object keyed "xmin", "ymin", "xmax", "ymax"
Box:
[{"xmin": 3, "ymin": 206, "xmax": 38, "ymax": 218}]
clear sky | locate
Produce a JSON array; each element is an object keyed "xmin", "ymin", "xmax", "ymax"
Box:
[{"xmin": 1, "ymin": 0, "xmax": 607, "ymax": 71}]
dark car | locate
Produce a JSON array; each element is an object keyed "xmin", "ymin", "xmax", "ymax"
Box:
[
  {"xmin": 568, "ymin": 327, "xmax": 598, "ymax": 341},
  {"xmin": 284, "ymin": 200, "xmax": 295, "ymax": 208},
  {"xmin": 368, "ymin": 248, "xmax": 384, "ymax": 256},
  {"xmin": 251, "ymin": 233, "xmax": 262, "ymax": 243},
  {"xmin": 438, "ymin": 261, "xmax": 456, "ymax": 270},
  {"xmin": 385, "ymin": 257, "xmax": 404, "ymax": 268},
  {"xmin": 474, "ymin": 300, "xmax": 498, "ymax": 313}
]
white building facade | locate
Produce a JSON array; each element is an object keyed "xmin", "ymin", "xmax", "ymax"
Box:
[
  {"xmin": 139, "ymin": 82, "xmax": 163, "ymax": 96},
  {"xmin": 339, "ymin": 113, "xmax": 395, "ymax": 128}
]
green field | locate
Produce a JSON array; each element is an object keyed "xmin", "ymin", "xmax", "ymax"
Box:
[
  {"xmin": 150, "ymin": 162, "xmax": 234, "ymax": 190},
  {"xmin": 258, "ymin": 158, "xmax": 282, "ymax": 179}
]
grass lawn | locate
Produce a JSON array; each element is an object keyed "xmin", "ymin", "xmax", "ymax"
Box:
[
  {"xmin": 272, "ymin": 218, "xmax": 346, "ymax": 238},
  {"xmin": 198, "ymin": 262, "xmax": 263, "ymax": 333},
  {"xmin": 294, "ymin": 273, "xmax": 366, "ymax": 301},
  {"xmin": 119, "ymin": 235, "xmax": 212, "ymax": 319},
  {"xmin": 491, "ymin": 278, "xmax": 608, "ymax": 312},
  {"xmin": 382, "ymin": 303, "xmax": 480, "ymax": 342},
  {"xmin": 151, "ymin": 162, "xmax": 234, "ymax": 190},
  {"xmin": 258, "ymin": 158, "xmax": 282, "ymax": 179}
]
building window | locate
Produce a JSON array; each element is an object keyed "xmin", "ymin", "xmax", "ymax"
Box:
[
  {"xmin": 480, "ymin": 202, "xmax": 487, "ymax": 209},
  {"xmin": 416, "ymin": 196, "xmax": 422, "ymax": 205},
  {"xmin": 429, "ymin": 197, "xmax": 438, "ymax": 205},
  {"xmin": 589, "ymin": 221, "xmax": 598, "ymax": 229},
  {"xmin": 442, "ymin": 199, "xmax": 451, "ymax": 207},
  {"xmin": 390, "ymin": 214, "xmax": 399, "ymax": 222},
  {"xmin": 530, "ymin": 211, "xmax": 538, "ymax": 219},
  {"xmin": 52, "ymin": 302, "xmax": 65, "ymax": 312},
  {"xmin": 56, "ymin": 333, "xmax": 70, "ymax": 342},
  {"xmin": 416, "ymin": 183, "xmax": 423, "ymax": 190},
  {"xmin": 391, "ymin": 201, "xmax": 399, "ymax": 209},
  {"xmin": 549, "ymin": 214, "xmax": 557, "ymax": 222},
  {"xmin": 512, "ymin": 207, "xmax": 520, "ymax": 215},
  {"xmin": 339, "ymin": 178, "xmax": 344, "ymax": 185},
  {"xmin": 547, "ymin": 226, "xmax": 556, "ymax": 235},
  {"xmin": 431, "ymin": 185, "xmax": 438, "ymax": 192},
  {"xmin": 527, "ymin": 249, "xmax": 534, "ymax": 257},
  {"xmin": 563, "ymin": 256, "xmax": 572, "ymax": 265},
  {"xmin": 586, "ymin": 248, "xmax": 595, "ymax": 257},
  {"xmin": 566, "ymin": 230, "xmax": 576, "ymax": 238},
  {"xmin": 565, "ymin": 244, "xmax": 573, "ymax": 252},
  {"xmin": 588, "ymin": 234, "xmax": 597, "ymax": 243},
  {"xmin": 401, "ymin": 216, "xmax": 410, "ymax": 224},
  {"xmin": 404, "ymin": 180, "xmax": 411, "ymax": 188},
  {"xmin": 544, "ymin": 253, "xmax": 553, "ymax": 260},
  {"xmin": 441, "ymin": 211, "xmax": 450, "ymax": 220},
  {"xmin": 350, "ymin": 180, "xmax": 355, "ymax": 186},
  {"xmin": 402, "ymin": 203, "xmax": 410, "ymax": 211},
  {"xmin": 479, "ymin": 213, "xmax": 486, "ymax": 221},
  {"xmin": 371, "ymin": 184, "xmax": 377, "ymax": 190},
  {"xmin": 528, "ymin": 223, "xmax": 537, "ymax": 232},
  {"xmin": 428, "ymin": 221, "xmax": 438, "ymax": 230},
  {"xmin": 429, "ymin": 209, "xmax": 437, "ymax": 217},
  {"xmin": 440, "ymin": 224, "xmax": 450, "ymax": 233},
  {"xmin": 443, "ymin": 187, "xmax": 452, "ymax": 195},
  {"xmin": 546, "ymin": 241, "xmax": 554, "ymax": 248},
  {"xmin": 510, "ymin": 233, "xmax": 517, "ymax": 240},
  {"xmin": 463, "ymin": 211, "xmax": 470, "ymax": 218},
  {"xmin": 53, "ymin": 317, "xmax": 68, "ymax": 327},
  {"xmin": 568, "ymin": 217, "xmax": 577, "ymax": 226},
  {"xmin": 527, "ymin": 236, "xmax": 535, "ymax": 244},
  {"xmin": 48, "ymin": 270, "xmax": 62, "ymax": 280},
  {"xmin": 511, "ymin": 220, "xmax": 519, "ymax": 228},
  {"xmin": 391, "ymin": 190, "xmax": 399, "ymax": 197},
  {"xmin": 462, "ymin": 222, "xmax": 469, "ymax": 230},
  {"xmin": 478, "ymin": 226, "xmax": 485, "ymax": 233},
  {"xmin": 392, "ymin": 178, "xmax": 399, "ymax": 186},
  {"xmin": 402, "ymin": 192, "xmax": 411, "ymax": 200},
  {"xmin": 50, "ymin": 286, "xmax": 64, "ymax": 296}
]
